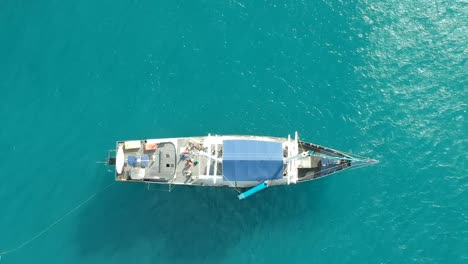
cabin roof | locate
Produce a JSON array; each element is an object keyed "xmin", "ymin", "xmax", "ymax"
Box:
[{"xmin": 222, "ymin": 140, "xmax": 283, "ymax": 181}]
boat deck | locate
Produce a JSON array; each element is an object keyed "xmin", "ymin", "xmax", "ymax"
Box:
[
  {"xmin": 113, "ymin": 134, "xmax": 365, "ymax": 188},
  {"xmin": 116, "ymin": 135, "xmax": 291, "ymax": 187}
]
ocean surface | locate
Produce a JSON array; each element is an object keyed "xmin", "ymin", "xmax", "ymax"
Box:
[{"xmin": 0, "ymin": 0, "xmax": 466, "ymax": 263}]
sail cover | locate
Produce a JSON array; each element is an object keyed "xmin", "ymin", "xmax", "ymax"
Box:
[{"xmin": 223, "ymin": 140, "xmax": 283, "ymax": 181}]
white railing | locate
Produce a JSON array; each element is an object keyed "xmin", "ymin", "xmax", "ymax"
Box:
[
  {"xmin": 206, "ymin": 134, "xmax": 212, "ymax": 177},
  {"xmin": 213, "ymin": 135, "xmax": 218, "ymax": 184}
]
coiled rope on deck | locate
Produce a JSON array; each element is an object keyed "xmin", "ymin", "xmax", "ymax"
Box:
[{"xmin": 0, "ymin": 182, "xmax": 116, "ymax": 258}]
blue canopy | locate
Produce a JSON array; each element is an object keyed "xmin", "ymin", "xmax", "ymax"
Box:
[{"xmin": 223, "ymin": 140, "xmax": 283, "ymax": 181}]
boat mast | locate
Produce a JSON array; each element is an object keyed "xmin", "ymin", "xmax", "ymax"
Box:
[
  {"xmin": 286, "ymin": 131, "xmax": 300, "ymax": 184},
  {"xmin": 292, "ymin": 131, "xmax": 299, "ymax": 183},
  {"xmin": 284, "ymin": 151, "xmax": 311, "ymax": 162},
  {"xmin": 287, "ymin": 134, "xmax": 291, "ymax": 184}
]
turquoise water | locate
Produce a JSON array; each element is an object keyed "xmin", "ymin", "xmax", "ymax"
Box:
[{"xmin": 1, "ymin": 0, "xmax": 466, "ymax": 263}]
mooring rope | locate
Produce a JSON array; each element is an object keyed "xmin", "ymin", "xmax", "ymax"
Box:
[{"xmin": 0, "ymin": 182, "xmax": 116, "ymax": 258}]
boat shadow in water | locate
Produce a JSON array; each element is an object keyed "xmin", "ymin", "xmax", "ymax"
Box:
[{"xmin": 75, "ymin": 180, "xmax": 327, "ymax": 263}]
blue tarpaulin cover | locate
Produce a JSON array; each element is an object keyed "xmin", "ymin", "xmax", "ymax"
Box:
[
  {"xmin": 223, "ymin": 140, "xmax": 283, "ymax": 181},
  {"xmin": 127, "ymin": 155, "xmax": 149, "ymax": 167}
]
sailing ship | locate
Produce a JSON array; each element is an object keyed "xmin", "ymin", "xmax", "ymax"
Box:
[{"xmin": 105, "ymin": 132, "xmax": 377, "ymax": 199}]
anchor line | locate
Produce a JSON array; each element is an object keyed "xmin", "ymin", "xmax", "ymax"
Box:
[{"xmin": 0, "ymin": 182, "xmax": 116, "ymax": 256}]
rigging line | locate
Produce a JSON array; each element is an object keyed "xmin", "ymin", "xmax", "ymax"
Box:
[
  {"xmin": 0, "ymin": 182, "xmax": 116, "ymax": 256},
  {"xmin": 234, "ymin": 181, "xmax": 241, "ymax": 194},
  {"xmin": 313, "ymin": 161, "xmax": 374, "ymax": 178},
  {"xmin": 225, "ymin": 177, "xmax": 241, "ymax": 194}
]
